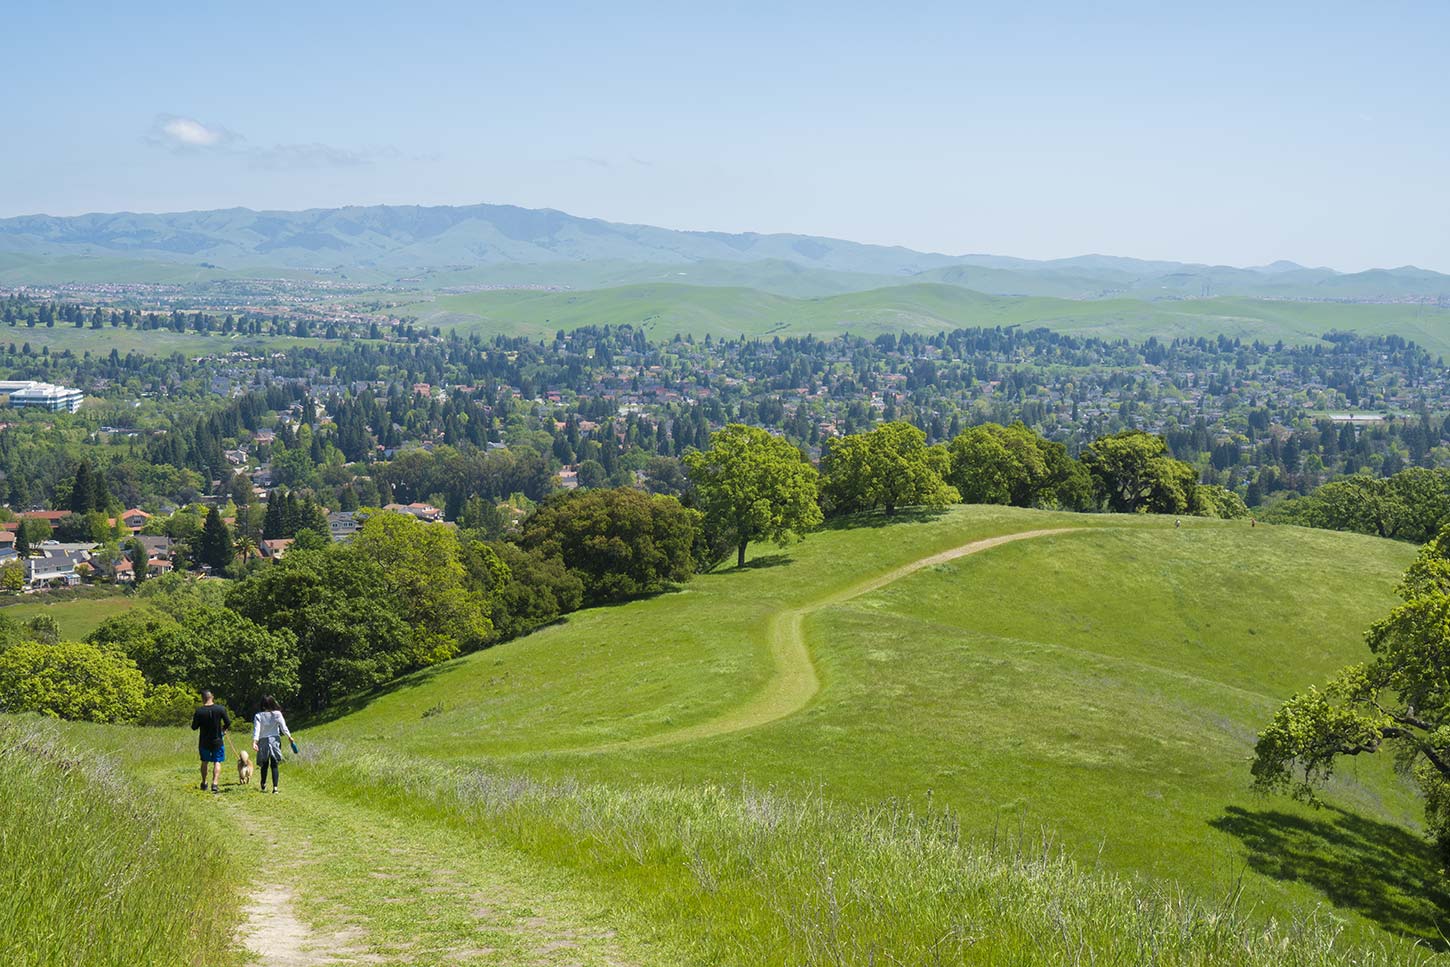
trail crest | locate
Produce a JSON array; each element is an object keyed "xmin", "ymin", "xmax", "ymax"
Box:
[{"xmin": 601, "ymin": 526, "xmax": 1087, "ymax": 751}]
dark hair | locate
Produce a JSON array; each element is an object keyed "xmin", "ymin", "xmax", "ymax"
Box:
[
  {"xmin": 200, "ymin": 690, "xmax": 214, "ymax": 702},
  {"xmin": 260, "ymin": 695, "xmax": 280, "ymax": 712}
]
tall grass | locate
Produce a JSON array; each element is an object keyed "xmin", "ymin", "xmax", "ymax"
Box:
[
  {"xmin": 306, "ymin": 745, "xmax": 1444, "ymax": 967},
  {"xmin": 0, "ymin": 718, "xmax": 240, "ymax": 967}
]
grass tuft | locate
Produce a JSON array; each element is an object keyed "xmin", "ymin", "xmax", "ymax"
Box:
[
  {"xmin": 306, "ymin": 746, "xmax": 1444, "ymax": 967},
  {"xmin": 0, "ymin": 718, "xmax": 241, "ymax": 967}
]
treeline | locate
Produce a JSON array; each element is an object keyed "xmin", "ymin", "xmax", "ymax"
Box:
[
  {"xmin": 1262, "ymin": 466, "xmax": 1450, "ymax": 543},
  {"xmin": 0, "ymin": 294, "xmax": 432, "ymax": 341},
  {"xmin": 0, "ymin": 491, "xmax": 706, "ymax": 721},
  {"xmin": 8, "ymin": 319, "xmax": 1450, "ymax": 521}
]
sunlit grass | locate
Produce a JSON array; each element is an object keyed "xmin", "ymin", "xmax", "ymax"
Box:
[{"xmin": 0, "ymin": 718, "xmax": 241, "ymax": 967}]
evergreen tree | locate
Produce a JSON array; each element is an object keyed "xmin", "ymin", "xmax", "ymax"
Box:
[
  {"xmin": 262, "ymin": 493, "xmax": 287, "ymax": 540},
  {"xmin": 128, "ymin": 538, "xmax": 148, "ymax": 586},
  {"xmin": 69, "ymin": 461, "xmax": 96, "ymax": 515},
  {"xmin": 198, "ymin": 508, "xmax": 233, "ymax": 572}
]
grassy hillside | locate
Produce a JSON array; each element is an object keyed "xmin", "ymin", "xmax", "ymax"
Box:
[
  {"xmin": 23, "ymin": 507, "xmax": 1450, "ymax": 964},
  {"xmin": 416, "ymin": 282, "xmax": 1450, "ymax": 353},
  {"xmin": 0, "ymin": 323, "xmax": 323, "ymax": 357},
  {"xmin": 2, "ymin": 593, "xmax": 136, "ymax": 640},
  {"xmin": 315, "ymin": 507, "xmax": 1444, "ymax": 944},
  {"xmin": 0, "ymin": 718, "xmax": 241, "ymax": 967}
]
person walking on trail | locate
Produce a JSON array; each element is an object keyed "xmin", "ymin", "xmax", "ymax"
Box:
[
  {"xmin": 252, "ymin": 695, "xmax": 292, "ymax": 794},
  {"xmin": 191, "ymin": 690, "xmax": 231, "ymax": 794}
]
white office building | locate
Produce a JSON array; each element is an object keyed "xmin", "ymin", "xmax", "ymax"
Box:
[{"xmin": 0, "ymin": 380, "xmax": 84, "ymax": 413}]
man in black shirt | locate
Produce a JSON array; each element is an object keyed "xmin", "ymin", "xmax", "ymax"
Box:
[{"xmin": 190, "ymin": 690, "xmax": 231, "ymax": 794}]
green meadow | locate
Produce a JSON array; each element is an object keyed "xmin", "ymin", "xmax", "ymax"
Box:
[
  {"xmin": 1, "ymin": 592, "xmax": 135, "ymax": 640},
  {"xmin": 14, "ymin": 507, "xmax": 1450, "ymax": 964},
  {"xmin": 0, "ymin": 324, "xmax": 324, "ymax": 357},
  {"xmin": 414, "ymin": 281, "xmax": 1450, "ymax": 353},
  {"xmin": 315, "ymin": 507, "xmax": 1439, "ymax": 943}
]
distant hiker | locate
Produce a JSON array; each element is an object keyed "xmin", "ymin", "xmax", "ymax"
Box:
[
  {"xmin": 252, "ymin": 695, "xmax": 292, "ymax": 794},
  {"xmin": 1251, "ymin": 517, "xmax": 1257, "ymax": 528},
  {"xmin": 191, "ymin": 690, "xmax": 231, "ymax": 794}
]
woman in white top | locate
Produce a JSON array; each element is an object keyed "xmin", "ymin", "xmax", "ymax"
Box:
[{"xmin": 251, "ymin": 695, "xmax": 292, "ymax": 794}]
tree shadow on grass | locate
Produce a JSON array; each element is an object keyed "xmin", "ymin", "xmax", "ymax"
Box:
[
  {"xmin": 301, "ymin": 661, "xmax": 460, "ymax": 728},
  {"xmin": 1210, "ymin": 805, "xmax": 1450, "ymax": 947},
  {"xmin": 821, "ymin": 507, "xmax": 952, "ymax": 531},
  {"xmin": 735, "ymin": 553, "xmax": 793, "ymax": 571}
]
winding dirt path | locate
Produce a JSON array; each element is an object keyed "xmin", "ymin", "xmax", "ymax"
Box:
[{"xmin": 599, "ymin": 527, "xmax": 1087, "ymax": 751}]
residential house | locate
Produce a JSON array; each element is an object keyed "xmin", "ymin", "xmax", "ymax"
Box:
[
  {"xmin": 22, "ymin": 545, "xmax": 94, "ymax": 590},
  {"xmin": 136, "ymin": 535, "xmax": 175, "ymax": 561},
  {"xmin": 119, "ymin": 508, "xmax": 151, "ymax": 532},
  {"xmin": 383, "ymin": 502, "xmax": 442, "ymax": 522},
  {"xmin": 328, "ymin": 511, "xmax": 361, "ymax": 542},
  {"xmin": 21, "ymin": 510, "xmax": 70, "ymax": 527},
  {"xmin": 24, "ymin": 557, "xmax": 79, "ymax": 590},
  {"xmin": 261, "ymin": 538, "xmax": 294, "ymax": 560}
]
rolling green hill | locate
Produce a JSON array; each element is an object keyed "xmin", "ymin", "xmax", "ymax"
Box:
[
  {"xmin": 314, "ymin": 507, "xmax": 1437, "ymax": 943},
  {"xmin": 3, "ymin": 203, "xmax": 1447, "ymax": 302},
  {"xmin": 21, "ymin": 507, "xmax": 1450, "ymax": 965},
  {"xmin": 415, "ymin": 281, "xmax": 1450, "ymax": 353}
]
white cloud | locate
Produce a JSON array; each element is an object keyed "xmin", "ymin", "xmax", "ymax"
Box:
[
  {"xmin": 147, "ymin": 114, "xmax": 238, "ymax": 151},
  {"xmin": 161, "ymin": 117, "xmax": 226, "ymax": 147},
  {"xmin": 144, "ymin": 114, "xmax": 410, "ymax": 169}
]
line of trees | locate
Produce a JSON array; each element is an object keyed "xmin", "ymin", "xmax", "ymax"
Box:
[{"xmin": 680, "ymin": 421, "xmax": 1245, "ymax": 571}]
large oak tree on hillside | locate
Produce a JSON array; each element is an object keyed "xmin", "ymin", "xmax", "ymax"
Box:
[
  {"xmin": 947, "ymin": 421, "xmax": 1093, "ymax": 510},
  {"xmin": 520, "ymin": 488, "xmax": 700, "ymax": 603},
  {"xmin": 820, "ymin": 422, "xmax": 959, "ymax": 517},
  {"xmin": 684, "ymin": 424, "xmax": 823, "ymax": 568},
  {"xmin": 1081, "ymin": 430, "xmax": 1198, "ymax": 514},
  {"xmin": 1252, "ymin": 525, "xmax": 1450, "ymax": 864}
]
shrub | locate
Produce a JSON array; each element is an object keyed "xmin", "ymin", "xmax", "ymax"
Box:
[
  {"xmin": 0, "ymin": 640, "xmax": 146, "ymax": 722},
  {"xmin": 137, "ymin": 682, "xmax": 199, "ymax": 726},
  {"xmin": 24, "ymin": 614, "xmax": 61, "ymax": 645}
]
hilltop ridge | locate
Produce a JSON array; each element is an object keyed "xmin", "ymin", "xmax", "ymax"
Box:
[{"xmin": 2, "ymin": 202, "xmax": 1448, "ymax": 301}]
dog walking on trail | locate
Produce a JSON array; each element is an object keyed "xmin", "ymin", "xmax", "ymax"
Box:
[
  {"xmin": 252, "ymin": 695, "xmax": 292, "ymax": 794},
  {"xmin": 190, "ymin": 690, "xmax": 231, "ymax": 794}
]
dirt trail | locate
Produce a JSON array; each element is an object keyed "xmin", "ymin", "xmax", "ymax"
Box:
[
  {"xmin": 601, "ymin": 527, "xmax": 1087, "ymax": 751},
  {"xmin": 212, "ymin": 777, "xmax": 648, "ymax": 967},
  {"xmin": 240, "ymin": 884, "xmax": 352, "ymax": 967}
]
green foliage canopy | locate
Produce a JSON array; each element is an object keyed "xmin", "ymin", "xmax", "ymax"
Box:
[
  {"xmin": 520, "ymin": 488, "xmax": 700, "ymax": 603},
  {"xmin": 0, "ymin": 640, "xmax": 146, "ymax": 722},
  {"xmin": 1081, "ymin": 430, "xmax": 1199, "ymax": 514},
  {"xmin": 684, "ymin": 424, "xmax": 823, "ymax": 568},
  {"xmin": 352, "ymin": 511, "xmax": 491, "ymax": 661},
  {"xmin": 1252, "ymin": 525, "xmax": 1450, "ymax": 862},
  {"xmin": 819, "ymin": 421, "xmax": 959, "ymax": 517}
]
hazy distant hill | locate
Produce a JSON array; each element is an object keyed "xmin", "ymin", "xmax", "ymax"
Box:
[
  {"xmin": 1, "ymin": 202, "xmax": 1447, "ymax": 301},
  {"xmin": 0, "ymin": 203, "xmax": 959, "ymax": 276}
]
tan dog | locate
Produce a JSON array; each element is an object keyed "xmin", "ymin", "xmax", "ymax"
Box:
[{"xmin": 237, "ymin": 749, "xmax": 253, "ymax": 786}]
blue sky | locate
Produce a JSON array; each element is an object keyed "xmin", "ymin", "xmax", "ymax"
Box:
[{"xmin": 6, "ymin": 1, "xmax": 1448, "ymax": 270}]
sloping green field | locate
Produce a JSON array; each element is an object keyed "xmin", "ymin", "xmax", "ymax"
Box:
[
  {"xmin": 415, "ymin": 281, "xmax": 1450, "ymax": 352},
  {"xmin": 312, "ymin": 507, "xmax": 1439, "ymax": 941},
  {"xmin": 2, "ymin": 593, "xmax": 136, "ymax": 640},
  {"xmin": 23, "ymin": 507, "xmax": 1450, "ymax": 964}
]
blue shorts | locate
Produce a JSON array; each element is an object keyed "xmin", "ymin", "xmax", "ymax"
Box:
[{"xmin": 199, "ymin": 744, "xmax": 225, "ymax": 763}]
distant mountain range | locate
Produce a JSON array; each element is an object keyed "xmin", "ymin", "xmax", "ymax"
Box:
[{"xmin": 1, "ymin": 202, "xmax": 1446, "ymax": 301}]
